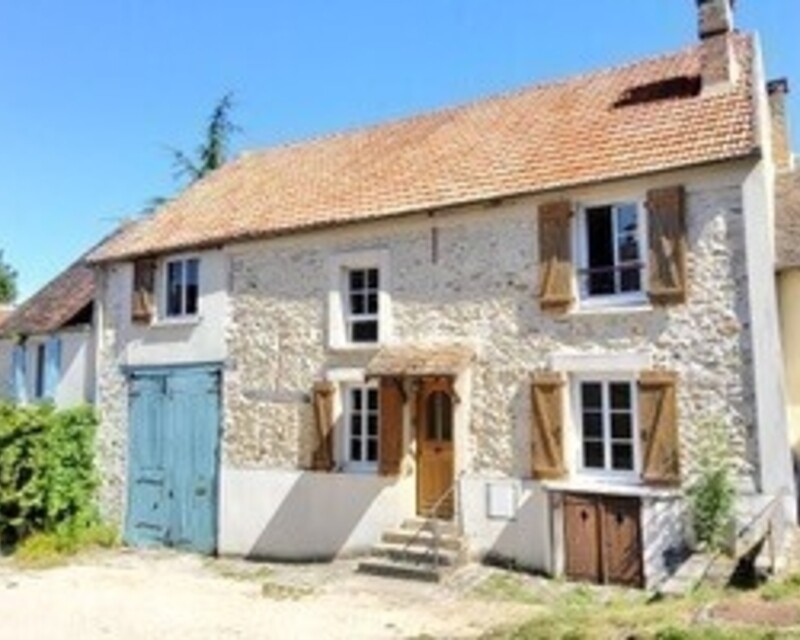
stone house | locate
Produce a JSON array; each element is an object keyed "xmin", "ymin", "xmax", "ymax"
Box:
[
  {"xmin": 87, "ymin": 0, "xmax": 796, "ymax": 588},
  {"xmin": 0, "ymin": 257, "xmax": 97, "ymax": 408}
]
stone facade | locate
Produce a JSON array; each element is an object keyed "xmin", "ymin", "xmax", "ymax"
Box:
[{"xmin": 222, "ymin": 169, "xmax": 758, "ymax": 489}]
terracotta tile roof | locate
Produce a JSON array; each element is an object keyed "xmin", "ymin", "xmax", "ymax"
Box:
[
  {"xmin": 367, "ymin": 345, "xmax": 475, "ymax": 377},
  {"xmin": 0, "ymin": 260, "xmax": 95, "ymax": 337},
  {"xmin": 777, "ymin": 168, "xmax": 800, "ymax": 271},
  {"xmin": 90, "ymin": 34, "xmax": 757, "ymax": 263}
]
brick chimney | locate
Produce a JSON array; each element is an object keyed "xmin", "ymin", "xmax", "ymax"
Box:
[
  {"xmin": 696, "ymin": 0, "xmax": 739, "ymax": 92},
  {"xmin": 768, "ymin": 79, "xmax": 795, "ymax": 172}
]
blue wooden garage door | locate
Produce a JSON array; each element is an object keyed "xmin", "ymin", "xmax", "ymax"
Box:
[{"xmin": 125, "ymin": 367, "xmax": 220, "ymax": 554}]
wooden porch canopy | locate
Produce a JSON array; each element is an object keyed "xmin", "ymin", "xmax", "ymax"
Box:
[{"xmin": 365, "ymin": 344, "xmax": 475, "ymax": 379}]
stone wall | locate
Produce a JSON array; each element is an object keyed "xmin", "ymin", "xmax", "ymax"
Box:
[{"xmin": 224, "ymin": 166, "xmax": 758, "ymax": 488}]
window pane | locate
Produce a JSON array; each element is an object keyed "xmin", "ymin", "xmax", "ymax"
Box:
[
  {"xmin": 620, "ymin": 268, "xmax": 641, "ymax": 293},
  {"xmin": 616, "ymin": 204, "xmax": 638, "ymax": 235},
  {"xmin": 367, "ymin": 414, "xmax": 378, "ymax": 437},
  {"xmin": 185, "ymin": 259, "xmax": 199, "ymax": 315},
  {"xmin": 351, "ymin": 413, "xmax": 362, "ymax": 436},
  {"xmin": 351, "ymin": 388, "xmax": 362, "ymax": 410},
  {"xmin": 367, "ymin": 293, "xmax": 379, "ymax": 314},
  {"xmin": 582, "ymin": 412, "xmax": 603, "ymax": 439},
  {"xmin": 350, "ymin": 439, "xmax": 362, "ymax": 462},
  {"xmin": 352, "ymin": 320, "xmax": 379, "ymax": 343},
  {"xmin": 349, "ymin": 269, "xmax": 365, "ymax": 291},
  {"xmin": 586, "ymin": 207, "xmax": 615, "ymax": 296},
  {"xmin": 167, "ymin": 261, "xmax": 184, "ymax": 316},
  {"xmin": 367, "ymin": 389, "xmax": 379, "ymax": 411},
  {"xmin": 583, "ymin": 441, "xmax": 605, "ymax": 469},
  {"xmin": 610, "ymin": 383, "xmax": 631, "ymax": 410},
  {"xmin": 581, "ymin": 382, "xmax": 602, "ymax": 409},
  {"xmin": 611, "ymin": 413, "xmax": 632, "ymax": 440},
  {"xmin": 367, "ymin": 438, "xmax": 378, "ymax": 462},
  {"xmin": 618, "ymin": 235, "xmax": 639, "ymax": 262},
  {"xmin": 367, "ymin": 268, "xmax": 379, "ymax": 289},
  {"xmin": 612, "ymin": 444, "xmax": 634, "ymax": 470},
  {"xmin": 350, "ymin": 293, "xmax": 365, "ymax": 315}
]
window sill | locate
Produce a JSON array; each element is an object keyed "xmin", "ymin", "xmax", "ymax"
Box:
[
  {"xmin": 328, "ymin": 342, "xmax": 383, "ymax": 354},
  {"xmin": 540, "ymin": 478, "xmax": 680, "ymax": 499},
  {"xmin": 571, "ymin": 299, "xmax": 652, "ymax": 316},
  {"xmin": 150, "ymin": 316, "xmax": 203, "ymax": 329}
]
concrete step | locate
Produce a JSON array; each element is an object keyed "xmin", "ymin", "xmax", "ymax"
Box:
[
  {"xmin": 371, "ymin": 541, "xmax": 461, "ymax": 567},
  {"xmin": 381, "ymin": 528, "xmax": 464, "ymax": 552},
  {"xmin": 401, "ymin": 518, "xmax": 459, "ymax": 537},
  {"xmin": 357, "ymin": 557, "xmax": 441, "ymax": 583}
]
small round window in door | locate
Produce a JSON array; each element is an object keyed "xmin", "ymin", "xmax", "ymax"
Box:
[{"xmin": 426, "ymin": 391, "xmax": 453, "ymax": 442}]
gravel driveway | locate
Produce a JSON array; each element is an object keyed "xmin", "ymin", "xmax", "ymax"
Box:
[{"xmin": 0, "ymin": 550, "xmax": 534, "ymax": 639}]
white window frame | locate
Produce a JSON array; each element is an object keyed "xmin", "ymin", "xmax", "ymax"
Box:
[
  {"xmin": 571, "ymin": 373, "xmax": 641, "ymax": 483},
  {"xmin": 161, "ymin": 255, "xmax": 201, "ymax": 320},
  {"xmin": 328, "ymin": 249, "xmax": 392, "ymax": 350},
  {"xmin": 575, "ymin": 199, "xmax": 648, "ymax": 308},
  {"xmin": 342, "ymin": 381, "xmax": 380, "ymax": 473}
]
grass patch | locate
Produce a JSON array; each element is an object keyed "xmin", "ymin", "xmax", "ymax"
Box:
[
  {"xmin": 207, "ymin": 559, "xmax": 274, "ymax": 583},
  {"xmin": 13, "ymin": 523, "xmax": 118, "ymax": 569},
  {"xmin": 760, "ymin": 574, "xmax": 800, "ymax": 602},
  {"xmin": 472, "ymin": 573, "xmax": 548, "ymax": 606}
]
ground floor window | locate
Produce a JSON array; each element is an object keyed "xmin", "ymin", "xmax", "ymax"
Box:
[
  {"xmin": 577, "ymin": 378, "xmax": 637, "ymax": 476},
  {"xmin": 344, "ymin": 384, "xmax": 380, "ymax": 470}
]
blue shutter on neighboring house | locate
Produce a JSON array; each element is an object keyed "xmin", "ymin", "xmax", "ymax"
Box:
[
  {"xmin": 12, "ymin": 344, "xmax": 27, "ymax": 403},
  {"xmin": 44, "ymin": 337, "xmax": 61, "ymax": 401}
]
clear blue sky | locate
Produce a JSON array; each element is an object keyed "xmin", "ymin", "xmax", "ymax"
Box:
[{"xmin": 1, "ymin": 1, "xmax": 797, "ymax": 301}]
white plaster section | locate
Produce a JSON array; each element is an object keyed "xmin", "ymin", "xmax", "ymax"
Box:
[
  {"xmin": 218, "ymin": 468, "xmax": 415, "ymax": 559},
  {"xmin": 641, "ymin": 495, "xmax": 687, "ymax": 589},
  {"xmin": 742, "ymin": 35, "xmax": 796, "ymax": 516},
  {"xmin": 459, "ymin": 475, "xmax": 552, "ymax": 573},
  {"xmin": 550, "ymin": 351, "xmax": 652, "ymax": 373}
]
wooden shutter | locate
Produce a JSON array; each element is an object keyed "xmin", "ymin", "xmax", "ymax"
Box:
[
  {"xmin": 379, "ymin": 377, "xmax": 405, "ymax": 476},
  {"xmin": 131, "ymin": 258, "xmax": 157, "ymax": 324},
  {"xmin": 538, "ymin": 200, "xmax": 574, "ymax": 314},
  {"xmin": 646, "ymin": 186, "xmax": 687, "ymax": 305},
  {"xmin": 531, "ymin": 372, "xmax": 566, "ymax": 479},
  {"xmin": 638, "ymin": 371, "xmax": 680, "ymax": 486},
  {"xmin": 311, "ymin": 381, "xmax": 335, "ymax": 472}
]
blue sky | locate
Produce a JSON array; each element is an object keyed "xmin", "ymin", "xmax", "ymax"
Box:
[{"xmin": 1, "ymin": 1, "xmax": 797, "ymax": 301}]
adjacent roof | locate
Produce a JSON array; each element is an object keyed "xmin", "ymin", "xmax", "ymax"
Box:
[
  {"xmin": 777, "ymin": 168, "xmax": 800, "ymax": 271},
  {"xmin": 366, "ymin": 345, "xmax": 475, "ymax": 378},
  {"xmin": 0, "ymin": 260, "xmax": 95, "ymax": 338},
  {"xmin": 90, "ymin": 34, "xmax": 757, "ymax": 263}
]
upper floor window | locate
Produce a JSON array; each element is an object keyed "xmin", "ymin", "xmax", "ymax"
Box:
[
  {"xmin": 165, "ymin": 257, "xmax": 199, "ymax": 318},
  {"xmin": 346, "ymin": 268, "xmax": 380, "ymax": 343},
  {"xmin": 577, "ymin": 378, "xmax": 638, "ymax": 477},
  {"xmin": 34, "ymin": 343, "xmax": 47, "ymax": 400},
  {"xmin": 328, "ymin": 249, "xmax": 391, "ymax": 349},
  {"xmin": 578, "ymin": 203, "xmax": 644, "ymax": 302}
]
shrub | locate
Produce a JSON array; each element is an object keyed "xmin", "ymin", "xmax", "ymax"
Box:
[
  {"xmin": 0, "ymin": 402, "xmax": 101, "ymax": 550},
  {"xmin": 687, "ymin": 418, "xmax": 735, "ymax": 552}
]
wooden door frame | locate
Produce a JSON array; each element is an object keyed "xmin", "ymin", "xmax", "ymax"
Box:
[{"xmin": 414, "ymin": 376, "xmax": 457, "ymax": 518}]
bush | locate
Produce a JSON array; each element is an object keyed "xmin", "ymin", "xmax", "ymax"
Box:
[
  {"xmin": 0, "ymin": 402, "xmax": 101, "ymax": 550},
  {"xmin": 687, "ymin": 418, "xmax": 735, "ymax": 552}
]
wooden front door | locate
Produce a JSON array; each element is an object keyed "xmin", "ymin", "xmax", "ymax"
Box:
[
  {"xmin": 416, "ymin": 379, "xmax": 455, "ymax": 519},
  {"xmin": 563, "ymin": 494, "xmax": 643, "ymax": 588}
]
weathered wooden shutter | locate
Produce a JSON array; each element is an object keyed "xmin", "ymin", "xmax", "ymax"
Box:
[
  {"xmin": 44, "ymin": 337, "xmax": 62, "ymax": 401},
  {"xmin": 530, "ymin": 372, "xmax": 566, "ymax": 479},
  {"xmin": 379, "ymin": 377, "xmax": 405, "ymax": 476},
  {"xmin": 638, "ymin": 371, "xmax": 680, "ymax": 485},
  {"xmin": 538, "ymin": 200, "xmax": 574, "ymax": 314},
  {"xmin": 12, "ymin": 344, "xmax": 27, "ymax": 403},
  {"xmin": 131, "ymin": 258, "xmax": 157, "ymax": 324},
  {"xmin": 646, "ymin": 186, "xmax": 687, "ymax": 305},
  {"xmin": 311, "ymin": 381, "xmax": 335, "ymax": 471}
]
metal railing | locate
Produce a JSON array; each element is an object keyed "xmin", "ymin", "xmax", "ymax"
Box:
[{"xmin": 401, "ymin": 483, "xmax": 458, "ymax": 571}]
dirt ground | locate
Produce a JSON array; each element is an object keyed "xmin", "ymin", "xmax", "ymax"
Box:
[{"xmin": 0, "ymin": 549, "xmax": 536, "ymax": 639}]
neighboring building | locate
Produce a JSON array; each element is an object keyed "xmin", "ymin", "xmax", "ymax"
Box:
[
  {"xmin": 88, "ymin": 0, "xmax": 795, "ymax": 588},
  {"xmin": 0, "ymin": 258, "xmax": 96, "ymax": 408}
]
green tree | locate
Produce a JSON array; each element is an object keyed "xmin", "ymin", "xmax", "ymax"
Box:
[
  {"xmin": 0, "ymin": 251, "xmax": 17, "ymax": 304},
  {"xmin": 170, "ymin": 92, "xmax": 240, "ymax": 185}
]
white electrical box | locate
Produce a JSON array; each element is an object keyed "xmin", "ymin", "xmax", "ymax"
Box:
[{"xmin": 486, "ymin": 481, "xmax": 518, "ymax": 520}]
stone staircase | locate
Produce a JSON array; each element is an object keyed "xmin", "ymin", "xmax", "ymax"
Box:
[{"xmin": 357, "ymin": 517, "xmax": 467, "ymax": 582}]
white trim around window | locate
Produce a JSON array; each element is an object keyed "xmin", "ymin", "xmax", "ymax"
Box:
[
  {"xmin": 571, "ymin": 373, "xmax": 641, "ymax": 483},
  {"xmin": 161, "ymin": 255, "xmax": 201, "ymax": 320},
  {"xmin": 328, "ymin": 249, "xmax": 392, "ymax": 350},
  {"xmin": 341, "ymin": 381, "xmax": 381, "ymax": 473},
  {"xmin": 574, "ymin": 198, "xmax": 649, "ymax": 310}
]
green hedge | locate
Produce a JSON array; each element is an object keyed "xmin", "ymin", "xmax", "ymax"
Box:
[{"xmin": 0, "ymin": 402, "xmax": 100, "ymax": 548}]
